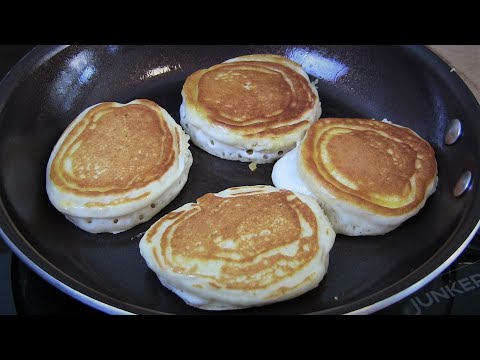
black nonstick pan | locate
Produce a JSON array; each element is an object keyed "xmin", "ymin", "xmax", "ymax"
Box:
[{"xmin": 0, "ymin": 45, "xmax": 479, "ymax": 314}]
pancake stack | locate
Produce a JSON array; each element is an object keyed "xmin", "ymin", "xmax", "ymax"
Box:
[
  {"xmin": 46, "ymin": 99, "xmax": 192, "ymax": 234},
  {"xmin": 139, "ymin": 185, "xmax": 335, "ymax": 310},
  {"xmin": 272, "ymin": 118, "xmax": 438, "ymax": 236},
  {"xmin": 180, "ymin": 54, "xmax": 321, "ymax": 163}
]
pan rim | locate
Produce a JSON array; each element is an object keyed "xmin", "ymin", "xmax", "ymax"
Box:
[{"xmin": 1, "ymin": 45, "xmax": 479, "ymax": 315}]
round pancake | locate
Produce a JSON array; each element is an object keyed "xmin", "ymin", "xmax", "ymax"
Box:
[
  {"xmin": 296, "ymin": 118, "xmax": 438, "ymax": 235},
  {"xmin": 180, "ymin": 54, "xmax": 321, "ymax": 163},
  {"xmin": 139, "ymin": 185, "xmax": 335, "ymax": 310},
  {"xmin": 46, "ymin": 99, "xmax": 192, "ymax": 233}
]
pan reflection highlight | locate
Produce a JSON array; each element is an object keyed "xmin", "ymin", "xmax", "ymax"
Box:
[
  {"xmin": 106, "ymin": 45, "xmax": 120, "ymax": 54},
  {"xmin": 51, "ymin": 50, "xmax": 97, "ymax": 111},
  {"xmin": 140, "ymin": 63, "xmax": 182, "ymax": 81},
  {"xmin": 286, "ymin": 48, "xmax": 349, "ymax": 82}
]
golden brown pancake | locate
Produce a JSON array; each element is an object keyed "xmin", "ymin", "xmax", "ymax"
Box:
[
  {"xmin": 139, "ymin": 185, "xmax": 335, "ymax": 310},
  {"xmin": 50, "ymin": 100, "xmax": 177, "ymax": 196},
  {"xmin": 180, "ymin": 54, "xmax": 321, "ymax": 163},
  {"xmin": 300, "ymin": 118, "xmax": 437, "ymax": 215},
  {"xmin": 273, "ymin": 118, "xmax": 438, "ymax": 236},
  {"xmin": 46, "ymin": 99, "xmax": 192, "ymax": 233}
]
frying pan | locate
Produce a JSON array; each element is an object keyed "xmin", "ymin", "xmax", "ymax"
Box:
[{"xmin": 0, "ymin": 45, "xmax": 479, "ymax": 314}]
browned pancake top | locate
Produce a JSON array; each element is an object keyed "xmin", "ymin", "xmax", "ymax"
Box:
[
  {"xmin": 146, "ymin": 189, "xmax": 320, "ymax": 291},
  {"xmin": 300, "ymin": 118, "xmax": 437, "ymax": 215},
  {"xmin": 50, "ymin": 100, "xmax": 177, "ymax": 196},
  {"xmin": 183, "ymin": 58, "xmax": 318, "ymax": 138}
]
